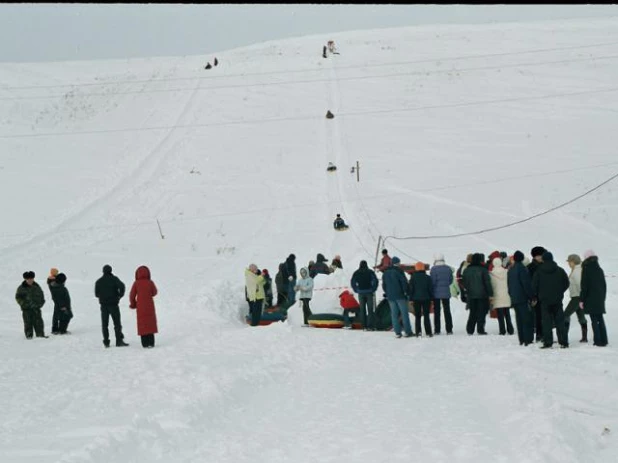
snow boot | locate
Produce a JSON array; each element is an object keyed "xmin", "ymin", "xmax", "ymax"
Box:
[
  {"xmin": 580, "ymin": 324, "xmax": 588, "ymax": 343},
  {"xmin": 103, "ymin": 339, "xmax": 110, "ymax": 348},
  {"xmin": 116, "ymin": 340, "xmax": 129, "ymax": 347}
]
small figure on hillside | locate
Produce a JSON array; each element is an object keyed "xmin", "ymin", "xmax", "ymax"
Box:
[
  {"xmin": 214, "ymin": 57, "xmax": 219, "ymax": 66},
  {"xmin": 95, "ymin": 265, "xmax": 129, "ymax": 348},
  {"xmin": 295, "ymin": 267, "xmax": 314, "ymax": 325},
  {"xmin": 327, "ymin": 162, "xmax": 337, "ymax": 172},
  {"xmin": 129, "ymin": 266, "xmax": 159, "ymax": 348},
  {"xmin": 50, "ymin": 273, "xmax": 73, "ymax": 335},
  {"xmin": 204, "ymin": 62, "xmax": 212, "ymax": 70},
  {"xmin": 333, "ymin": 214, "xmax": 348, "ymax": 230},
  {"xmin": 326, "ymin": 110, "xmax": 334, "ymax": 119},
  {"xmin": 322, "ymin": 45, "xmax": 327, "ymax": 58},
  {"xmin": 16, "ymin": 271, "xmax": 47, "ymax": 339}
]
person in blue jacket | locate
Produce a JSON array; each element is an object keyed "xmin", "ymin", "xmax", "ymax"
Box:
[
  {"xmin": 507, "ymin": 251, "xmax": 534, "ymax": 346},
  {"xmin": 382, "ymin": 257, "xmax": 413, "ymax": 338},
  {"xmin": 430, "ymin": 253, "xmax": 454, "ymax": 335},
  {"xmin": 351, "ymin": 260, "xmax": 379, "ymax": 330}
]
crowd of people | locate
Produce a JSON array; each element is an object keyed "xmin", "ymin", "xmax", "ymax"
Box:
[
  {"xmin": 15, "ymin": 265, "xmax": 160, "ymax": 348},
  {"xmin": 244, "ymin": 246, "xmax": 609, "ymax": 348}
]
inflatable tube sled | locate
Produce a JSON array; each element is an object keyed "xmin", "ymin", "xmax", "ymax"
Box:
[
  {"xmin": 308, "ymin": 313, "xmax": 344, "ymax": 329},
  {"xmin": 246, "ymin": 311, "xmax": 287, "ymax": 326}
]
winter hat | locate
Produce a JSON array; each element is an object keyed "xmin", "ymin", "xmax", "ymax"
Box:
[
  {"xmin": 23, "ymin": 271, "xmax": 35, "ymax": 279},
  {"xmin": 382, "ymin": 249, "xmax": 388, "ymax": 255},
  {"xmin": 392, "ymin": 256, "xmax": 401, "ymax": 265},
  {"xmin": 49, "ymin": 268, "xmax": 59, "ymax": 277},
  {"xmin": 513, "ymin": 250, "xmax": 525, "ymax": 262},
  {"xmin": 288, "ymin": 254, "xmax": 296, "ymax": 261},
  {"xmin": 415, "ymin": 261, "xmax": 425, "ymax": 272},
  {"xmin": 567, "ymin": 254, "xmax": 582, "ymax": 265},
  {"xmin": 262, "ymin": 269, "xmax": 269, "ymax": 276},
  {"xmin": 359, "ymin": 260, "xmax": 368, "ymax": 269},
  {"xmin": 316, "ymin": 253, "xmax": 328, "ymax": 262},
  {"xmin": 583, "ymin": 249, "xmax": 596, "ymax": 260},
  {"xmin": 55, "ymin": 273, "xmax": 67, "ymax": 284},
  {"xmin": 542, "ymin": 251, "xmax": 554, "ymax": 263},
  {"xmin": 531, "ymin": 246, "xmax": 546, "ymax": 258},
  {"xmin": 102, "ymin": 265, "xmax": 112, "ymax": 274},
  {"xmin": 434, "ymin": 253, "xmax": 444, "ymax": 262}
]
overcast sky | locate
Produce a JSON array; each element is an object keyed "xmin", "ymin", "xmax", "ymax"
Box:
[{"xmin": 1, "ymin": 4, "xmax": 618, "ymax": 63}]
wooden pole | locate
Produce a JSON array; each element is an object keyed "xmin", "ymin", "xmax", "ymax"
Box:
[{"xmin": 356, "ymin": 160, "xmax": 360, "ymax": 182}]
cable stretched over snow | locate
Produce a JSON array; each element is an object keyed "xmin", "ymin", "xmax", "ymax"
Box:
[{"xmin": 385, "ymin": 171, "xmax": 618, "ymax": 240}]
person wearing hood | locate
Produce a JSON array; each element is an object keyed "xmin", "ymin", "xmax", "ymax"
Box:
[
  {"xmin": 456, "ymin": 254, "xmax": 473, "ymax": 304},
  {"xmin": 531, "ymin": 251, "xmax": 569, "ymax": 348},
  {"xmin": 245, "ymin": 264, "xmax": 265, "ymax": 326},
  {"xmin": 489, "ymin": 257, "xmax": 514, "ymax": 335},
  {"xmin": 382, "ymin": 257, "xmax": 413, "ymax": 338},
  {"xmin": 351, "ymin": 260, "xmax": 379, "ymax": 330},
  {"xmin": 294, "ymin": 267, "xmax": 314, "ymax": 325},
  {"xmin": 430, "ymin": 253, "xmax": 454, "ymax": 335},
  {"xmin": 528, "ymin": 246, "xmax": 546, "ymax": 342},
  {"xmin": 49, "ymin": 273, "xmax": 73, "ymax": 334},
  {"xmin": 507, "ymin": 251, "xmax": 534, "ymax": 345},
  {"xmin": 95, "ymin": 265, "xmax": 128, "ymax": 347},
  {"xmin": 16, "ymin": 271, "xmax": 47, "ymax": 339},
  {"xmin": 409, "ymin": 261, "xmax": 434, "ymax": 337},
  {"xmin": 310, "ymin": 253, "xmax": 331, "ymax": 278},
  {"xmin": 462, "ymin": 253, "xmax": 493, "ymax": 335},
  {"xmin": 129, "ymin": 265, "xmax": 159, "ymax": 348},
  {"xmin": 564, "ymin": 254, "xmax": 588, "ymax": 343},
  {"xmin": 580, "ymin": 250, "xmax": 608, "ymax": 346}
]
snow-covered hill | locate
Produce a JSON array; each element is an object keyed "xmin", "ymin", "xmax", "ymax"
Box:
[{"xmin": 1, "ymin": 18, "xmax": 617, "ymax": 462}]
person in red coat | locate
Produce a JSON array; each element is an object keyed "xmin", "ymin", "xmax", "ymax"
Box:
[
  {"xmin": 129, "ymin": 265, "xmax": 158, "ymax": 348},
  {"xmin": 339, "ymin": 289, "xmax": 360, "ymax": 329}
]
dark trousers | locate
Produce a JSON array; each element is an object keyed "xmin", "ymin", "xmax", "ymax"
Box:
[
  {"xmin": 466, "ymin": 299, "xmax": 489, "ymax": 335},
  {"xmin": 51, "ymin": 309, "xmax": 61, "ymax": 334},
  {"xmin": 141, "ymin": 334, "xmax": 155, "ymax": 348},
  {"xmin": 513, "ymin": 302, "xmax": 534, "ymax": 344},
  {"xmin": 589, "ymin": 314, "xmax": 608, "ymax": 346},
  {"xmin": 541, "ymin": 302, "xmax": 567, "ymax": 347},
  {"xmin": 248, "ymin": 300, "xmax": 263, "ymax": 326},
  {"xmin": 301, "ymin": 298, "xmax": 312, "ymax": 325},
  {"xmin": 564, "ymin": 297, "xmax": 587, "ymax": 325},
  {"xmin": 359, "ymin": 294, "xmax": 375, "ymax": 329},
  {"xmin": 101, "ymin": 305, "xmax": 124, "ymax": 343},
  {"xmin": 58, "ymin": 310, "xmax": 73, "ymax": 334},
  {"xmin": 434, "ymin": 298, "xmax": 453, "ymax": 334},
  {"xmin": 413, "ymin": 300, "xmax": 432, "ymax": 336},
  {"xmin": 496, "ymin": 307, "xmax": 514, "ymax": 335},
  {"xmin": 276, "ymin": 291, "xmax": 287, "ymax": 307},
  {"xmin": 535, "ymin": 305, "xmax": 543, "ymax": 341},
  {"xmin": 22, "ymin": 308, "xmax": 45, "ymax": 338}
]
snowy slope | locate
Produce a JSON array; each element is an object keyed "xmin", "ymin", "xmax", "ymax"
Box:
[{"xmin": 1, "ymin": 18, "xmax": 618, "ymax": 462}]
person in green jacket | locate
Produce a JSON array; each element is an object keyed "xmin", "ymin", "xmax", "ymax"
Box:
[{"xmin": 15, "ymin": 271, "xmax": 47, "ymax": 339}]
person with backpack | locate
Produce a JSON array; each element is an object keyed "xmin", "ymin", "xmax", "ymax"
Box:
[
  {"xmin": 351, "ymin": 260, "xmax": 379, "ymax": 330},
  {"xmin": 95, "ymin": 265, "xmax": 129, "ymax": 348}
]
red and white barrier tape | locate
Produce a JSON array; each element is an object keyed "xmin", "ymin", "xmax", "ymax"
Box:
[{"xmin": 313, "ymin": 286, "xmax": 351, "ymax": 292}]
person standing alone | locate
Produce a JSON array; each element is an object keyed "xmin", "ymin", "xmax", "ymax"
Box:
[{"xmin": 129, "ymin": 266, "xmax": 159, "ymax": 348}]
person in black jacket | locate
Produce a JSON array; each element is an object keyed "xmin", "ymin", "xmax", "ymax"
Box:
[
  {"xmin": 350, "ymin": 260, "xmax": 379, "ymax": 330},
  {"xmin": 49, "ymin": 273, "xmax": 73, "ymax": 334},
  {"xmin": 462, "ymin": 253, "xmax": 493, "ymax": 335},
  {"xmin": 310, "ymin": 253, "xmax": 331, "ymax": 278},
  {"xmin": 580, "ymin": 250, "xmax": 608, "ymax": 346},
  {"xmin": 95, "ymin": 265, "xmax": 129, "ymax": 348},
  {"xmin": 274, "ymin": 263, "xmax": 288, "ymax": 308},
  {"xmin": 507, "ymin": 251, "xmax": 534, "ymax": 346},
  {"xmin": 532, "ymin": 251, "xmax": 570, "ymax": 348},
  {"xmin": 528, "ymin": 246, "xmax": 546, "ymax": 342},
  {"xmin": 408, "ymin": 262, "xmax": 434, "ymax": 337},
  {"xmin": 281, "ymin": 254, "xmax": 297, "ymax": 305}
]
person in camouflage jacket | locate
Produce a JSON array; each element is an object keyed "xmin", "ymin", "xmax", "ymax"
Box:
[{"xmin": 15, "ymin": 271, "xmax": 47, "ymax": 339}]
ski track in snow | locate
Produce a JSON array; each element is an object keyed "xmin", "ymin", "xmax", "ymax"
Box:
[{"xmin": 0, "ymin": 18, "xmax": 618, "ymax": 463}]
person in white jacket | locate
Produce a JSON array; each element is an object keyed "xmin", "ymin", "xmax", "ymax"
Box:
[
  {"xmin": 490, "ymin": 257, "xmax": 514, "ymax": 335},
  {"xmin": 294, "ymin": 267, "xmax": 314, "ymax": 325},
  {"xmin": 564, "ymin": 254, "xmax": 588, "ymax": 343}
]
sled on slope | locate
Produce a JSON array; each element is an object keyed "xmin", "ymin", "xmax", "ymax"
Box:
[{"xmin": 327, "ymin": 162, "xmax": 337, "ymax": 172}]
